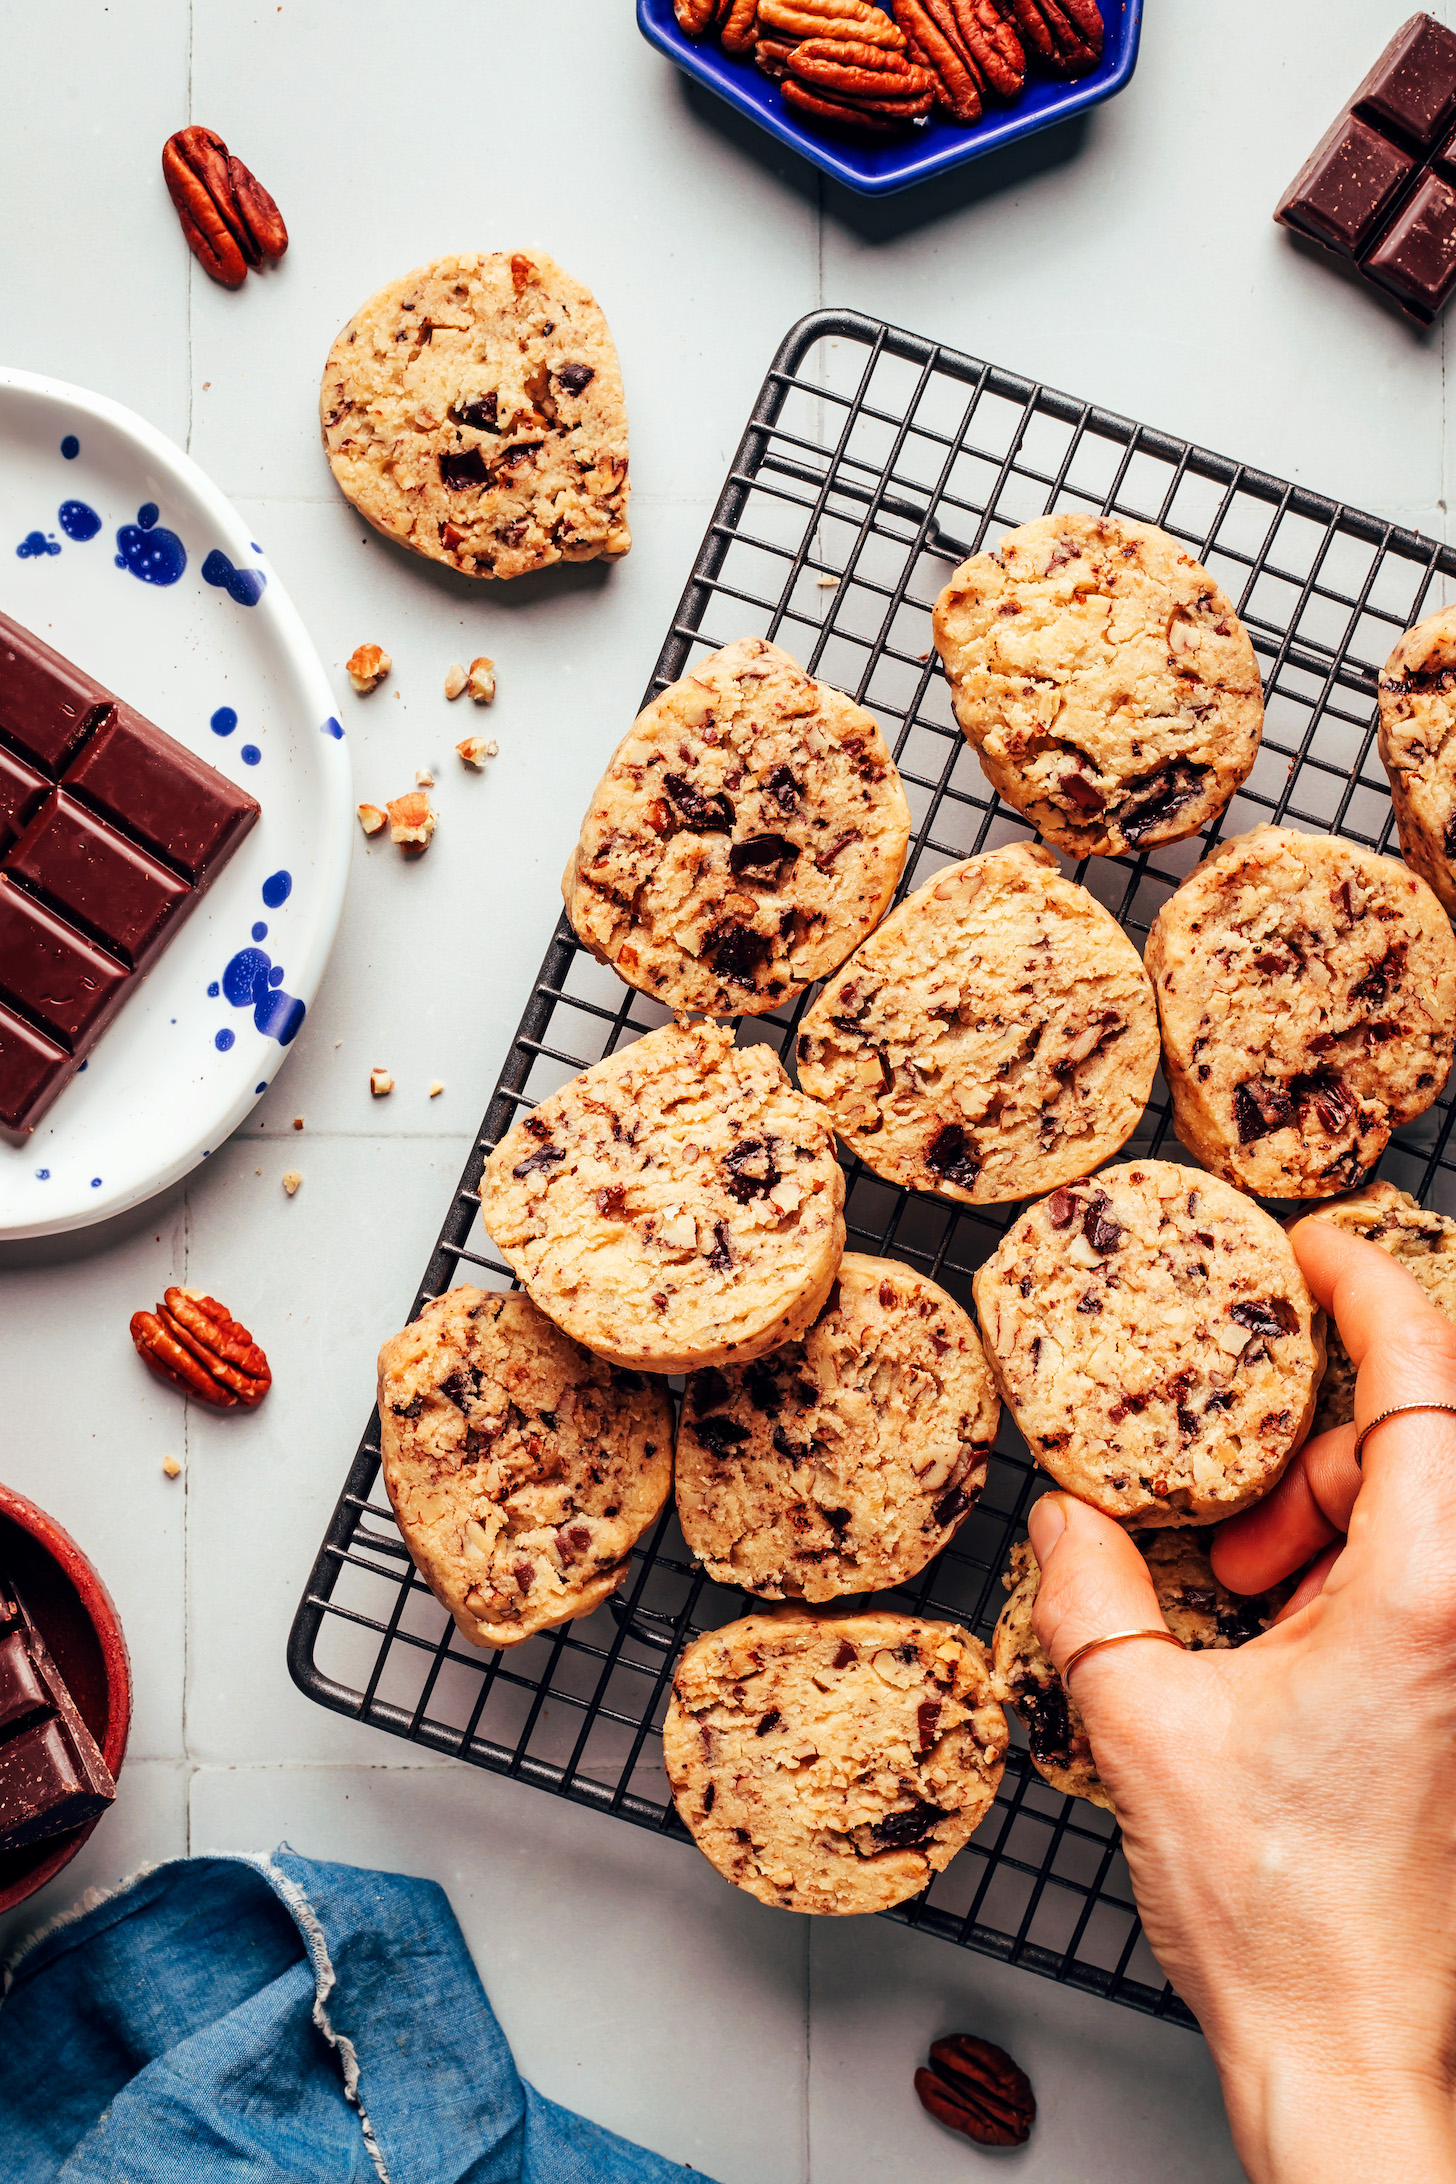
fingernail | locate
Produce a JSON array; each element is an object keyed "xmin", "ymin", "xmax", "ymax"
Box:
[{"xmin": 1028, "ymin": 1495, "xmax": 1067, "ymax": 1560}]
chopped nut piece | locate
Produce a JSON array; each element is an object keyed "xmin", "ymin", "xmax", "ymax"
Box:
[
  {"xmin": 357, "ymin": 802, "xmax": 387, "ymax": 835},
  {"xmin": 444, "ymin": 662, "xmax": 468, "ymax": 701},
  {"xmin": 817, "ymin": 574, "xmax": 840, "ymax": 589},
  {"xmin": 415, "ymin": 767, "xmax": 434, "ymax": 787},
  {"xmin": 467, "ymin": 656, "xmax": 497, "ymax": 704},
  {"xmin": 370, "ymin": 1068, "xmax": 394, "ymax": 1097},
  {"xmin": 428, "ymin": 1079, "xmax": 444, "ymax": 1098},
  {"xmin": 282, "ymin": 1170, "xmax": 302, "ymax": 1196},
  {"xmin": 386, "ymin": 790, "xmax": 436, "ymax": 847},
  {"xmin": 456, "ymin": 733, "xmax": 498, "ymax": 767},
  {"xmin": 162, "ymin": 1454, "xmax": 182, "ymax": 1478},
  {"xmin": 292, "ymin": 1116, "xmax": 304, "ymax": 1131},
  {"xmin": 345, "ymin": 642, "xmax": 391, "ymax": 694}
]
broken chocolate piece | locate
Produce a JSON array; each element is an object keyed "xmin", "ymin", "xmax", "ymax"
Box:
[
  {"xmin": 439, "ymin": 445, "xmax": 490, "ymax": 489},
  {"xmin": 728, "ymin": 833, "xmax": 802, "ymax": 885},
  {"xmin": 0, "ymin": 1570, "xmax": 115, "ymax": 1856},
  {"xmin": 924, "ymin": 1121, "xmax": 981, "ymax": 1191}
]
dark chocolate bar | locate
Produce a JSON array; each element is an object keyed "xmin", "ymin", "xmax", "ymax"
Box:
[
  {"xmin": 0, "ymin": 1569, "xmax": 115, "ymax": 1856},
  {"xmin": 0, "ymin": 612, "xmax": 259, "ymax": 1136},
  {"xmin": 1276, "ymin": 14, "xmax": 1456, "ymax": 323}
]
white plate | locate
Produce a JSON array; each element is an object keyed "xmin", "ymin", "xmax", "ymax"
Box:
[{"xmin": 0, "ymin": 369, "xmax": 351, "ymax": 1239}]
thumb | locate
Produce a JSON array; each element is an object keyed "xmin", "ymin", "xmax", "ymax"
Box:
[{"xmin": 1028, "ymin": 1493, "xmax": 1176, "ymax": 1717}]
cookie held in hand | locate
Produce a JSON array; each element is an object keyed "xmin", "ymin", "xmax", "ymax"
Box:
[
  {"xmin": 992, "ymin": 1532, "xmax": 1292, "ymax": 1809},
  {"xmin": 973, "ymin": 1161, "xmax": 1324, "ymax": 1527},
  {"xmin": 675, "ymin": 1252, "xmax": 1000, "ymax": 1600},
  {"xmin": 321, "ymin": 251, "xmax": 628, "ymax": 581},
  {"xmin": 481, "ymin": 1020, "xmax": 845, "ymax": 1374},
  {"xmin": 1379, "ymin": 601, "xmax": 1456, "ymax": 918},
  {"xmin": 931, "ymin": 512, "xmax": 1262, "ymax": 858},
  {"xmin": 1147, "ymin": 827, "xmax": 1456, "ymax": 1198},
  {"xmin": 663, "ymin": 1609, "xmax": 1007, "ymax": 1914},
  {"xmin": 564, "ymin": 639, "xmax": 909, "ymax": 1017},
  {"xmin": 795, "ymin": 841, "xmax": 1159, "ymax": 1204},
  {"xmin": 1297, "ymin": 1181, "xmax": 1456, "ymax": 1434},
  {"xmin": 378, "ymin": 1287, "xmax": 672, "ymax": 1650}
]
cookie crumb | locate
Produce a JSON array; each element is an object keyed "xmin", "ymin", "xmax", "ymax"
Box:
[
  {"xmin": 370, "ymin": 1067, "xmax": 394, "ymax": 1097},
  {"xmin": 415, "ymin": 767, "xmax": 434, "ymax": 787},
  {"xmin": 282, "ymin": 1169, "xmax": 302, "ymax": 1196},
  {"xmin": 346, "ymin": 643, "xmax": 391, "ymax": 694},
  {"xmin": 444, "ymin": 662, "xmax": 468, "ymax": 701},
  {"xmin": 357, "ymin": 802, "xmax": 387, "ymax": 835},
  {"xmin": 386, "ymin": 791, "xmax": 436, "ymax": 848},
  {"xmin": 816, "ymin": 575, "xmax": 840, "ymax": 589},
  {"xmin": 467, "ymin": 656, "xmax": 496, "ymax": 704},
  {"xmin": 457, "ymin": 734, "xmax": 498, "ymax": 767},
  {"xmin": 428, "ymin": 1079, "xmax": 444, "ymax": 1098},
  {"xmin": 162, "ymin": 1455, "xmax": 182, "ymax": 1479},
  {"xmin": 292, "ymin": 1116, "xmax": 304, "ymax": 1131}
]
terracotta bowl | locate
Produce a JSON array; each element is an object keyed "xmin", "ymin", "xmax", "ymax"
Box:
[{"xmin": 0, "ymin": 1483, "xmax": 131, "ymax": 1915}]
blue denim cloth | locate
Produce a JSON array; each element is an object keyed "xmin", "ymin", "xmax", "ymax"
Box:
[{"xmin": 0, "ymin": 1849, "xmax": 714, "ymax": 2184}]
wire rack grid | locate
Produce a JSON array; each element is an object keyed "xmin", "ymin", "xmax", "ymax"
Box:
[{"xmin": 289, "ymin": 307, "xmax": 1456, "ymax": 2031}]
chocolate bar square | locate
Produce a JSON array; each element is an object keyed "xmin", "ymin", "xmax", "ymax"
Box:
[
  {"xmin": 0, "ymin": 1569, "xmax": 115, "ymax": 1857},
  {"xmin": 1275, "ymin": 14, "xmax": 1456, "ymax": 323},
  {"xmin": 0, "ymin": 610, "xmax": 260, "ymax": 1136}
]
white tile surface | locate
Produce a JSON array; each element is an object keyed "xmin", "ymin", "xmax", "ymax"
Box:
[{"xmin": 0, "ymin": 1, "xmax": 1447, "ymax": 2176}]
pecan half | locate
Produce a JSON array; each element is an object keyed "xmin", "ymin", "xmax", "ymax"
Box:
[
  {"xmin": 915, "ymin": 2032, "xmax": 1035, "ymax": 2148},
  {"xmin": 131, "ymin": 1287, "xmax": 272, "ymax": 1408},
  {"xmin": 892, "ymin": 0, "xmax": 983, "ymax": 120},
  {"xmin": 947, "ymin": 0, "xmax": 1025, "ymax": 97},
  {"xmin": 718, "ymin": 0, "xmax": 760, "ymax": 51},
  {"xmin": 783, "ymin": 79, "xmax": 914, "ymax": 129},
  {"xmin": 759, "ymin": 0, "xmax": 908, "ymax": 48},
  {"xmin": 790, "ymin": 34, "xmax": 936, "ymax": 98},
  {"xmin": 755, "ymin": 34, "xmax": 800, "ymax": 77},
  {"xmin": 162, "ymin": 126, "xmax": 287, "ymax": 288},
  {"xmin": 1004, "ymin": 0, "xmax": 1101, "ymax": 77},
  {"xmin": 674, "ymin": 0, "xmax": 718, "ymax": 30}
]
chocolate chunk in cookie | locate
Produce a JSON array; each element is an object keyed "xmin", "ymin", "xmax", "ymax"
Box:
[
  {"xmin": 973, "ymin": 1161, "xmax": 1324, "ymax": 1526},
  {"xmin": 931, "ymin": 513, "xmax": 1263, "ymax": 858},
  {"xmin": 1147, "ymin": 826, "xmax": 1456, "ymax": 1198},
  {"xmin": 675, "ymin": 1253, "xmax": 1000, "ymax": 1600},
  {"xmin": 481, "ymin": 1020, "xmax": 845, "ymax": 1374},
  {"xmin": 992, "ymin": 1532, "xmax": 1291, "ymax": 1809},
  {"xmin": 378, "ymin": 1288, "xmax": 672, "ymax": 1650},
  {"xmin": 564, "ymin": 639, "xmax": 910, "ymax": 1017},
  {"xmin": 320, "ymin": 251, "xmax": 628, "ymax": 581},
  {"xmin": 1298, "ymin": 1180, "xmax": 1456, "ymax": 1433},
  {"xmin": 795, "ymin": 842, "xmax": 1159, "ymax": 1204},
  {"xmin": 663, "ymin": 1610, "xmax": 1007, "ymax": 1914}
]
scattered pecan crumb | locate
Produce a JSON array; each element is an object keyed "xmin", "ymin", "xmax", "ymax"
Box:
[
  {"xmin": 467, "ymin": 656, "xmax": 497, "ymax": 704},
  {"xmin": 162, "ymin": 1454, "xmax": 182, "ymax": 1478},
  {"xmin": 817, "ymin": 574, "xmax": 840, "ymax": 589},
  {"xmin": 357, "ymin": 803, "xmax": 387, "ymax": 835},
  {"xmin": 415, "ymin": 766, "xmax": 434, "ymax": 787},
  {"xmin": 370, "ymin": 1067, "xmax": 394, "ymax": 1097},
  {"xmin": 456, "ymin": 734, "xmax": 498, "ymax": 767},
  {"xmin": 444, "ymin": 662, "xmax": 468, "ymax": 700},
  {"xmin": 345, "ymin": 643, "xmax": 391, "ymax": 694},
  {"xmin": 386, "ymin": 790, "xmax": 436, "ymax": 847},
  {"xmin": 291, "ymin": 1116, "xmax": 304, "ymax": 1131},
  {"xmin": 428, "ymin": 1080, "xmax": 444, "ymax": 1098},
  {"xmin": 281, "ymin": 1170, "xmax": 302, "ymax": 1196}
]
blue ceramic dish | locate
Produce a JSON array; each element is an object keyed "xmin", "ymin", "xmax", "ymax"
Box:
[{"xmin": 638, "ymin": 0, "xmax": 1142, "ymax": 196}]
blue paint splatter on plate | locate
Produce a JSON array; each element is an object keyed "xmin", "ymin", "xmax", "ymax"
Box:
[
  {"xmin": 17, "ymin": 531, "xmax": 59, "ymax": 559},
  {"xmin": 207, "ymin": 981, "xmax": 220, "ymax": 998},
  {"xmin": 252, "ymin": 920, "xmax": 268, "ymax": 942},
  {"xmin": 202, "ymin": 549, "xmax": 267, "ymax": 607},
  {"xmin": 319, "ymin": 717, "xmax": 344, "ymax": 740},
  {"xmin": 261, "ymin": 870, "xmax": 292, "ymax": 908},
  {"xmin": 211, "ymin": 706, "xmax": 237, "ymax": 736},
  {"xmin": 90, "ymin": 1177, "xmax": 102, "ymax": 1188},
  {"xmin": 35, "ymin": 1168, "xmax": 50, "ymax": 1181},
  {"xmin": 116, "ymin": 504, "xmax": 186, "ymax": 585},
  {"xmin": 59, "ymin": 501, "xmax": 101, "ymax": 541},
  {"xmin": 60, "ymin": 436, "xmax": 79, "ymax": 460},
  {"xmin": 255, "ymin": 1082, "xmax": 268, "ymax": 1095},
  {"xmin": 240, "ymin": 744, "xmax": 261, "ymax": 766},
  {"xmin": 215, "ymin": 1027, "xmax": 236, "ymax": 1052},
  {"xmin": 221, "ymin": 943, "xmax": 305, "ymax": 1046}
]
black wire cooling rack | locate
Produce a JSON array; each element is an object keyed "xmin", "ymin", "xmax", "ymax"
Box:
[{"xmin": 290, "ymin": 307, "xmax": 1456, "ymax": 2030}]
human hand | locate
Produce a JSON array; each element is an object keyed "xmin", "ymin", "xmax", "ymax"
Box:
[{"xmin": 1025, "ymin": 1216, "xmax": 1456, "ymax": 2184}]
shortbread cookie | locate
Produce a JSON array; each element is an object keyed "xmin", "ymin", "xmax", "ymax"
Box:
[
  {"xmin": 1378, "ymin": 604, "xmax": 1456, "ymax": 919},
  {"xmin": 320, "ymin": 251, "xmax": 629, "ymax": 581},
  {"xmin": 973, "ymin": 1161, "xmax": 1323, "ymax": 1526},
  {"xmin": 931, "ymin": 513, "xmax": 1263, "ymax": 858},
  {"xmin": 675, "ymin": 1253, "xmax": 1000, "ymax": 1600},
  {"xmin": 481, "ymin": 1020, "xmax": 845, "ymax": 1374},
  {"xmin": 1146, "ymin": 827, "xmax": 1456, "ymax": 1198},
  {"xmin": 795, "ymin": 842, "xmax": 1159, "ymax": 1204},
  {"xmin": 992, "ymin": 1533, "xmax": 1290, "ymax": 1809},
  {"xmin": 563, "ymin": 639, "xmax": 911, "ymax": 1017},
  {"xmin": 663, "ymin": 1610, "xmax": 1007, "ymax": 1914},
  {"xmin": 378, "ymin": 1288, "xmax": 672, "ymax": 1650},
  {"xmin": 1299, "ymin": 1181, "xmax": 1456, "ymax": 1434}
]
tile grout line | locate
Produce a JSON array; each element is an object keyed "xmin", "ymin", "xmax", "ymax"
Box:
[{"xmin": 802, "ymin": 1923, "xmax": 813, "ymax": 2184}]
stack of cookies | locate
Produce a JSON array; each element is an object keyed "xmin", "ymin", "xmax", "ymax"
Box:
[{"xmin": 372, "ymin": 508, "xmax": 1456, "ymax": 1909}]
